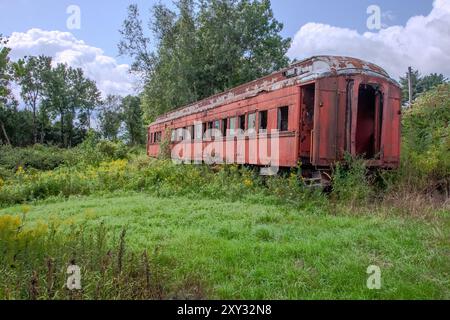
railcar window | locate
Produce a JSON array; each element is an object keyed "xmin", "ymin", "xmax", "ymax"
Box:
[
  {"xmin": 171, "ymin": 130, "xmax": 175, "ymax": 142},
  {"xmin": 213, "ymin": 120, "xmax": 220, "ymax": 138},
  {"xmin": 206, "ymin": 122, "xmax": 213, "ymax": 139},
  {"xmin": 278, "ymin": 106, "xmax": 289, "ymax": 132},
  {"xmin": 157, "ymin": 132, "xmax": 162, "ymax": 142},
  {"xmin": 150, "ymin": 133, "xmax": 153, "ymax": 144},
  {"xmin": 239, "ymin": 115, "xmax": 245, "ymax": 131},
  {"xmin": 229, "ymin": 117, "xmax": 237, "ymax": 136},
  {"xmin": 221, "ymin": 119, "xmax": 228, "ymax": 137},
  {"xmin": 248, "ymin": 113, "xmax": 256, "ymax": 134},
  {"xmin": 188, "ymin": 126, "xmax": 194, "ymax": 141},
  {"xmin": 259, "ymin": 110, "xmax": 268, "ymax": 133},
  {"xmin": 195, "ymin": 123, "xmax": 202, "ymax": 140}
]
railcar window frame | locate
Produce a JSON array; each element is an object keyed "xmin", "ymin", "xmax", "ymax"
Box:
[
  {"xmin": 206, "ymin": 122, "xmax": 213, "ymax": 139},
  {"xmin": 188, "ymin": 125, "xmax": 194, "ymax": 141},
  {"xmin": 239, "ymin": 114, "xmax": 246, "ymax": 131},
  {"xmin": 278, "ymin": 106, "xmax": 289, "ymax": 132},
  {"xmin": 259, "ymin": 110, "xmax": 268, "ymax": 133},
  {"xmin": 177, "ymin": 128, "xmax": 183, "ymax": 141},
  {"xmin": 194, "ymin": 123, "xmax": 203, "ymax": 141},
  {"xmin": 221, "ymin": 118, "xmax": 228, "ymax": 137},
  {"xmin": 229, "ymin": 117, "xmax": 237, "ymax": 136},
  {"xmin": 248, "ymin": 112, "xmax": 256, "ymax": 135}
]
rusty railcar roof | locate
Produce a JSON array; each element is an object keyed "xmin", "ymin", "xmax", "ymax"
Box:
[{"xmin": 151, "ymin": 55, "xmax": 395, "ymax": 126}]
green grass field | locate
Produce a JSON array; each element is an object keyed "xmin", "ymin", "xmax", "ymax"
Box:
[{"xmin": 2, "ymin": 192, "xmax": 448, "ymax": 299}]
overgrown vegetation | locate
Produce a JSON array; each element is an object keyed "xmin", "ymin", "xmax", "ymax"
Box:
[
  {"xmin": 400, "ymin": 83, "xmax": 450, "ymax": 192},
  {"xmin": 0, "ymin": 194, "xmax": 448, "ymax": 299},
  {"xmin": 0, "ymin": 80, "xmax": 449, "ymax": 211},
  {"xmin": 0, "ymin": 208, "xmax": 204, "ymax": 299}
]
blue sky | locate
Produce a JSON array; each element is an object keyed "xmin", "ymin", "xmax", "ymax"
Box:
[
  {"xmin": 2, "ymin": 0, "xmax": 448, "ymax": 97},
  {"xmin": 0, "ymin": 0, "xmax": 433, "ymax": 64}
]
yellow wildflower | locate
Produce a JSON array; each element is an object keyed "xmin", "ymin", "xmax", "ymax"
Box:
[
  {"xmin": 21, "ymin": 206, "xmax": 31, "ymax": 215},
  {"xmin": 244, "ymin": 179, "xmax": 253, "ymax": 187}
]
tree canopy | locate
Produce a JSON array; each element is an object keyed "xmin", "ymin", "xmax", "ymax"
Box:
[
  {"xmin": 400, "ymin": 68, "xmax": 448, "ymax": 105},
  {"xmin": 119, "ymin": 0, "xmax": 291, "ymax": 121}
]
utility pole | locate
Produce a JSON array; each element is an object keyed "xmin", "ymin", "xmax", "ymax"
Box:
[{"xmin": 408, "ymin": 66, "xmax": 413, "ymax": 108}]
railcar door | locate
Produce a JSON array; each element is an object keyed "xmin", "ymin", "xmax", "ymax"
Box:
[
  {"xmin": 353, "ymin": 83, "xmax": 383, "ymax": 159},
  {"xmin": 299, "ymin": 84, "xmax": 315, "ymax": 162},
  {"xmin": 311, "ymin": 77, "xmax": 339, "ymax": 166}
]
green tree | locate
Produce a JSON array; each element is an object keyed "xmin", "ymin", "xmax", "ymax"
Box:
[
  {"xmin": 41, "ymin": 63, "xmax": 101, "ymax": 147},
  {"xmin": 42, "ymin": 63, "xmax": 70, "ymax": 146},
  {"xmin": 420, "ymin": 73, "xmax": 448, "ymax": 93},
  {"xmin": 119, "ymin": 0, "xmax": 291, "ymax": 121},
  {"xmin": 121, "ymin": 95, "xmax": 145, "ymax": 145},
  {"xmin": 98, "ymin": 95, "xmax": 123, "ymax": 141},
  {"xmin": 0, "ymin": 35, "xmax": 13, "ymax": 145},
  {"xmin": 400, "ymin": 68, "xmax": 448, "ymax": 105},
  {"xmin": 65, "ymin": 67, "xmax": 101, "ymax": 146},
  {"xmin": 13, "ymin": 55, "xmax": 52, "ymax": 144}
]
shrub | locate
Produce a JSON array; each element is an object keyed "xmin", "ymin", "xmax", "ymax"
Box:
[
  {"xmin": 331, "ymin": 155, "xmax": 372, "ymax": 205},
  {"xmin": 400, "ymin": 83, "xmax": 450, "ymax": 192},
  {"xmin": 0, "ymin": 144, "xmax": 71, "ymax": 171}
]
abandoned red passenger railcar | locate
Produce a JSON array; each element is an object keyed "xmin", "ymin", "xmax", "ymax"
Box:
[{"xmin": 147, "ymin": 56, "xmax": 401, "ymax": 174}]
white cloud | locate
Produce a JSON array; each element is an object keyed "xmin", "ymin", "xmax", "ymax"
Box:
[
  {"xmin": 288, "ymin": 0, "xmax": 450, "ymax": 80},
  {"xmin": 7, "ymin": 28, "xmax": 137, "ymax": 97}
]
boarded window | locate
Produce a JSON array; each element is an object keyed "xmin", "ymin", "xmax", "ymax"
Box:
[
  {"xmin": 248, "ymin": 113, "xmax": 256, "ymax": 134},
  {"xmin": 278, "ymin": 106, "xmax": 289, "ymax": 132},
  {"xmin": 259, "ymin": 110, "xmax": 268, "ymax": 133}
]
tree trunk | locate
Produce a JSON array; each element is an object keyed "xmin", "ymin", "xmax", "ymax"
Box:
[
  {"xmin": 39, "ymin": 115, "xmax": 45, "ymax": 144},
  {"xmin": 33, "ymin": 106, "xmax": 37, "ymax": 144},
  {"xmin": 60, "ymin": 110, "xmax": 65, "ymax": 147},
  {"xmin": 0, "ymin": 120, "xmax": 10, "ymax": 145}
]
